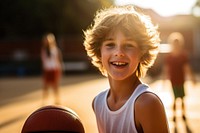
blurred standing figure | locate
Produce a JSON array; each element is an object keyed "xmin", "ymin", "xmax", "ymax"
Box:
[
  {"xmin": 41, "ymin": 33, "xmax": 63, "ymax": 105},
  {"xmin": 163, "ymin": 32, "xmax": 195, "ymax": 130}
]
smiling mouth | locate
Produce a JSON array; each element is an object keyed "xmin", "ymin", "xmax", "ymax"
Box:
[{"xmin": 111, "ymin": 61, "xmax": 128, "ymax": 67}]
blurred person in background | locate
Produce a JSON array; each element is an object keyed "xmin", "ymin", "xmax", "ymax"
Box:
[
  {"xmin": 163, "ymin": 32, "xmax": 196, "ymax": 133},
  {"xmin": 41, "ymin": 33, "xmax": 63, "ymax": 105}
]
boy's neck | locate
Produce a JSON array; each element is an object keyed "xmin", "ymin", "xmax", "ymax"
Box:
[
  {"xmin": 106, "ymin": 75, "xmax": 141, "ymax": 111},
  {"xmin": 108, "ymin": 75, "xmax": 141, "ymax": 98}
]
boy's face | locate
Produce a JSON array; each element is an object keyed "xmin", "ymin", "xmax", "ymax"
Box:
[
  {"xmin": 171, "ymin": 39, "xmax": 183, "ymax": 53},
  {"xmin": 100, "ymin": 30, "xmax": 141, "ymax": 80}
]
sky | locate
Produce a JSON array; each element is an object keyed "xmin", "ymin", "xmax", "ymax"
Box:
[{"xmin": 114, "ymin": 0, "xmax": 197, "ymax": 17}]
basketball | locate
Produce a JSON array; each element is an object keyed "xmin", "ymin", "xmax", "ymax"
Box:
[{"xmin": 21, "ymin": 105, "xmax": 85, "ymax": 133}]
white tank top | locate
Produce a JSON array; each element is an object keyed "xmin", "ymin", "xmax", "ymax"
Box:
[
  {"xmin": 94, "ymin": 84, "xmax": 150, "ymax": 133},
  {"xmin": 41, "ymin": 47, "xmax": 61, "ymax": 70}
]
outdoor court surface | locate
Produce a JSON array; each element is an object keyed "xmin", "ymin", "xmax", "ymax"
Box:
[{"xmin": 0, "ymin": 74, "xmax": 200, "ymax": 133}]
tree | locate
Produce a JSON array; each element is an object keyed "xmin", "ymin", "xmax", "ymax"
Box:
[
  {"xmin": 192, "ymin": 0, "xmax": 200, "ymax": 17},
  {"xmin": 0, "ymin": 0, "xmax": 113, "ymax": 40}
]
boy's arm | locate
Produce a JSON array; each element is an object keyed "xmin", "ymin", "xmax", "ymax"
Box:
[
  {"xmin": 57, "ymin": 48, "xmax": 64, "ymax": 72},
  {"xmin": 92, "ymin": 98, "xmax": 95, "ymax": 111},
  {"xmin": 184, "ymin": 63, "xmax": 196, "ymax": 84},
  {"xmin": 161, "ymin": 65, "xmax": 170, "ymax": 90},
  {"xmin": 134, "ymin": 93, "xmax": 169, "ymax": 133}
]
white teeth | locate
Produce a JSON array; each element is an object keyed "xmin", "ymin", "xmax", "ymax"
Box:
[{"xmin": 112, "ymin": 62, "xmax": 127, "ymax": 66}]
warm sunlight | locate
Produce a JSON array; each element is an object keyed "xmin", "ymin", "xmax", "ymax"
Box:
[
  {"xmin": 114, "ymin": 0, "xmax": 197, "ymax": 17},
  {"xmin": 159, "ymin": 44, "xmax": 172, "ymax": 53}
]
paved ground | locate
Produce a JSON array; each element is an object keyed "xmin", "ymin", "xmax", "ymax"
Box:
[{"xmin": 0, "ymin": 73, "xmax": 200, "ymax": 133}]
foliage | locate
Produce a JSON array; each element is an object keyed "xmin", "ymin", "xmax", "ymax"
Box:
[{"xmin": 0, "ymin": 0, "xmax": 113, "ymax": 40}]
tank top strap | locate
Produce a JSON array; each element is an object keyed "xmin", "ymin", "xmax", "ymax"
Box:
[{"xmin": 128, "ymin": 84, "xmax": 150, "ymax": 103}]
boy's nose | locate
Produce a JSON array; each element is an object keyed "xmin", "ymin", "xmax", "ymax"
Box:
[{"xmin": 114, "ymin": 47, "xmax": 125, "ymax": 57}]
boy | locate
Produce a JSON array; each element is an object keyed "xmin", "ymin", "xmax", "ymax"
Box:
[
  {"xmin": 163, "ymin": 32, "xmax": 196, "ymax": 127},
  {"xmin": 84, "ymin": 5, "xmax": 169, "ymax": 133}
]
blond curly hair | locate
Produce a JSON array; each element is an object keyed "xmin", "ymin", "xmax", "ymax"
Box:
[{"xmin": 83, "ymin": 5, "xmax": 160, "ymax": 78}]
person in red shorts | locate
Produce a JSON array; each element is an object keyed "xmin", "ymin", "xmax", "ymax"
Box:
[
  {"xmin": 41, "ymin": 33, "xmax": 63, "ymax": 105},
  {"xmin": 163, "ymin": 32, "xmax": 196, "ymax": 132}
]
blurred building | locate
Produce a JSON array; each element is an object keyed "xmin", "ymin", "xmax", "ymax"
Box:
[
  {"xmin": 143, "ymin": 8, "xmax": 200, "ymax": 76},
  {"xmin": 0, "ymin": 36, "xmax": 95, "ymax": 77},
  {"xmin": 0, "ymin": 6, "xmax": 200, "ymax": 77}
]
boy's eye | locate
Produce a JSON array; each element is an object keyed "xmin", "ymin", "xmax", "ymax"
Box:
[
  {"xmin": 125, "ymin": 44, "xmax": 133, "ymax": 47},
  {"xmin": 105, "ymin": 43, "xmax": 115, "ymax": 48},
  {"xmin": 125, "ymin": 43, "xmax": 136, "ymax": 49}
]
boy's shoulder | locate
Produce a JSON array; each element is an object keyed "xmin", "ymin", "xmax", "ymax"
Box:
[
  {"xmin": 135, "ymin": 91, "xmax": 164, "ymax": 113},
  {"xmin": 92, "ymin": 89, "xmax": 108, "ymax": 111},
  {"xmin": 95, "ymin": 89, "xmax": 109, "ymax": 100}
]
